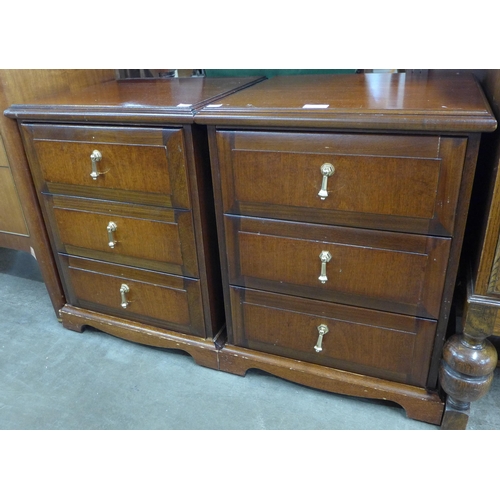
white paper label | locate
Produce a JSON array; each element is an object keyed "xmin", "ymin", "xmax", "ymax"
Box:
[
  {"xmin": 176, "ymin": 103, "xmax": 192, "ymax": 108},
  {"xmin": 206, "ymin": 104, "xmax": 223, "ymax": 108},
  {"xmin": 302, "ymin": 104, "xmax": 329, "ymax": 109}
]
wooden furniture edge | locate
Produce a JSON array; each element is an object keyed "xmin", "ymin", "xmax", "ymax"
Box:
[
  {"xmin": 218, "ymin": 344, "xmax": 445, "ymax": 426},
  {"xmin": 60, "ymin": 304, "xmax": 220, "ymax": 370},
  {"xmin": 194, "ymin": 111, "xmax": 497, "ymax": 132}
]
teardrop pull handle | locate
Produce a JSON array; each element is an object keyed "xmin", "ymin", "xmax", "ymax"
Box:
[
  {"xmin": 318, "ymin": 250, "xmax": 332, "ymax": 284},
  {"xmin": 90, "ymin": 150, "xmax": 103, "ymax": 180},
  {"xmin": 107, "ymin": 221, "xmax": 117, "ymax": 248},
  {"xmin": 318, "ymin": 163, "xmax": 335, "ymax": 200},
  {"xmin": 314, "ymin": 324, "xmax": 329, "ymax": 353},
  {"xmin": 120, "ymin": 284, "xmax": 130, "ymax": 309}
]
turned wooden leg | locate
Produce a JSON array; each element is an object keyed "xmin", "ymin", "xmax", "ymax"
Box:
[{"xmin": 439, "ymin": 303, "xmax": 498, "ymax": 429}]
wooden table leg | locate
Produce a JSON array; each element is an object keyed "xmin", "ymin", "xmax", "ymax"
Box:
[{"xmin": 439, "ymin": 302, "xmax": 498, "ymax": 429}]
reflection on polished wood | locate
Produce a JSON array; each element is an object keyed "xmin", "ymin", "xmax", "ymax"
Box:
[
  {"xmin": 6, "ymin": 76, "xmax": 266, "ymax": 124},
  {"xmin": 197, "ymin": 72, "xmax": 497, "ymax": 131}
]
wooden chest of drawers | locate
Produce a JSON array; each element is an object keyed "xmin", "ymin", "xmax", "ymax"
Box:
[
  {"xmin": 196, "ymin": 72, "xmax": 497, "ymax": 424},
  {"xmin": 5, "ymin": 76, "xmax": 263, "ymax": 369},
  {"xmin": 0, "ymin": 70, "xmax": 117, "ymax": 317}
]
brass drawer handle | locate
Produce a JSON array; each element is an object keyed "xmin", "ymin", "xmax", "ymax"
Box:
[
  {"xmin": 314, "ymin": 324, "xmax": 329, "ymax": 353},
  {"xmin": 318, "ymin": 163, "xmax": 335, "ymax": 200},
  {"xmin": 119, "ymin": 284, "xmax": 130, "ymax": 309},
  {"xmin": 318, "ymin": 250, "xmax": 332, "ymax": 284},
  {"xmin": 107, "ymin": 221, "xmax": 117, "ymax": 248},
  {"xmin": 90, "ymin": 149, "xmax": 103, "ymax": 180}
]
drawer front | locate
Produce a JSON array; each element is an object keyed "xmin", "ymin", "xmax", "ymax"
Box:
[
  {"xmin": 47, "ymin": 196, "xmax": 198, "ymax": 277},
  {"xmin": 230, "ymin": 287, "xmax": 436, "ymax": 387},
  {"xmin": 21, "ymin": 124, "xmax": 191, "ymax": 208},
  {"xmin": 216, "ymin": 130, "xmax": 467, "ymax": 235},
  {"xmin": 225, "ymin": 215, "xmax": 450, "ymax": 319},
  {"xmin": 61, "ymin": 255, "xmax": 205, "ymax": 337}
]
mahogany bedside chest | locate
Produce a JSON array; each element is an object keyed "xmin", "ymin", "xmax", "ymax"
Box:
[
  {"xmin": 196, "ymin": 72, "xmax": 496, "ymax": 424},
  {"xmin": 5, "ymin": 76, "xmax": 263, "ymax": 369},
  {"xmin": 0, "ymin": 70, "xmax": 116, "ymax": 316}
]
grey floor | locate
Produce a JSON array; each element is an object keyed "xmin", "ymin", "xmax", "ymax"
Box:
[{"xmin": 1, "ymin": 247, "xmax": 499, "ymax": 430}]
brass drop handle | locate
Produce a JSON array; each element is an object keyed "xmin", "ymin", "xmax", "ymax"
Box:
[
  {"xmin": 107, "ymin": 221, "xmax": 117, "ymax": 248},
  {"xmin": 318, "ymin": 163, "xmax": 335, "ymax": 200},
  {"xmin": 314, "ymin": 324, "xmax": 329, "ymax": 353},
  {"xmin": 318, "ymin": 250, "xmax": 332, "ymax": 284},
  {"xmin": 90, "ymin": 149, "xmax": 103, "ymax": 180},
  {"xmin": 120, "ymin": 284, "xmax": 130, "ymax": 309}
]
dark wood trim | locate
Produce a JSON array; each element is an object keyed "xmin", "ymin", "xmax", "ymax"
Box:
[
  {"xmin": 207, "ymin": 126, "xmax": 234, "ymax": 344},
  {"xmin": 427, "ymin": 135, "xmax": 483, "ymax": 388},
  {"xmin": 182, "ymin": 124, "xmax": 225, "ymax": 337},
  {"xmin": 60, "ymin": 305, "xmax": 220, "ymax": 370},
  {"xmin": 218, "ymin": 344, "xmax": 444, "ymax": 425}
]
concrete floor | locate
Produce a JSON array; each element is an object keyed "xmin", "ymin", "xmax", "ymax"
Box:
[{"xmin": 1, "ymin": 247, "xmax": 499, "ymax": 430}]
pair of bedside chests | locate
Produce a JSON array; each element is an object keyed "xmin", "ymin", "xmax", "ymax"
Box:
[{"xmin": 5, "ymin": 73, "xmax": 496, "ymax": 425}]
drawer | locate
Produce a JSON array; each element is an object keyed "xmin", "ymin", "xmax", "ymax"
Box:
[
  {"xmin": 21, "ymin": 124, "xmax": 191, "ymax": 208},
  {"xmin": 47, "ymin": 196, "xmax": 198, "ymax": 277},
  {"xmin": 230, "ymin": 287, "xmax": 437, "ymax": 387},
  {"xmin": 215, "ymin": 130, "xmax": 467, "ymax": 235},
  {"xmin": 225, "ymin": 215, "xmax": 450, "ymax": 319},
  {"xmin": 60, "ymin": 255, "xmax": 206, "ymax": 337}
]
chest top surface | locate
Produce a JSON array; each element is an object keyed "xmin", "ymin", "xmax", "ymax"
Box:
[
  {"xmin": 4, "ymin": 76, "xmax": 265, "ymax": 125},
  {"xmin": 195, "ymin": 72, "xmax": 497, "ymax": 132}
]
